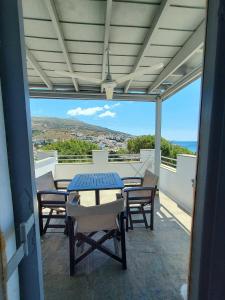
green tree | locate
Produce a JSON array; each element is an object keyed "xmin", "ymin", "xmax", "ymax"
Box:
[
  {"xmin": 41, "ymin": 139, "xmax": 99, "ymax": 155},
  {"xmin": 127, "ymin": 135, "xmax": 193, "ymax": 158}
]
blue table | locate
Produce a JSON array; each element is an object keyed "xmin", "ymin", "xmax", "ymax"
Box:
[{"xmin": 67, "ymin": 172, "xmax": 124, "ymax": 205}]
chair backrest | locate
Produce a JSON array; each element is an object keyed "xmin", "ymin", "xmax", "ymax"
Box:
[
  {"xmin": 36, "ymin": 171, "xmax": 56, "ymax": 191},
  {"xmin": 143, "ymin": 169, "xmax": 158, "ymax": 187},
  {"xmin": 66, "ymin": 198, "xmax": 125, "ymax": 233}
]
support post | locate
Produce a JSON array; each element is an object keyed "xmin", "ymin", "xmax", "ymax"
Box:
[
  {"xmin": 0, "ymin": 0, "xmax": 44, "ymax": 299},
  {"xmin": 189, "ymin": 0, "xmax": 225, "ymax": 299},
  {"xmin": 154, "ymin": 98, "xmax": 162, "ymax": 176}
]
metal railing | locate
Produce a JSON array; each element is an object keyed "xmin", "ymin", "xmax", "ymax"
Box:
[
  {"xmin": 58, "ymin": 154, "xmax": 92, "ymax": 163},
  {"xmin": 161, "ymin": 156, "xmax": 177, "ymax": 168},
  {"xmin": 108, "ymin": 153, "xmax": 140, "ymax": 162}
]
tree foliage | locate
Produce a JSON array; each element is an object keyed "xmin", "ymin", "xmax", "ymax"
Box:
[
  {"xmin": 41, "ymin": 136, "xmax": 194, "ymax": 159},
  {"xmin": 42, "ymin": 139, "xmax": 99, "ymax": 155},
  {"xmin": 127, "ymin": 135, "xmax": 193, "ymax": 158}
]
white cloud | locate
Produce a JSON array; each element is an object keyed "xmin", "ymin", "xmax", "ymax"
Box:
[
  {"xmin": 98, "ymin": 110, "xmax": 116, "ymax": 118},
  {"xmin": 67, "ymin": 102, "xmax": 120, "ymax": 118},
  {"xmin": 103, "ymin": 103, "xmax": 120, "ymax": 110},
  {"xmin": 112, "ymin": 102, "xmax": 120, "ymax": 107},
  {"xmin": 67, "ymin": 106, "xmax": 103, "ymax": 116}
]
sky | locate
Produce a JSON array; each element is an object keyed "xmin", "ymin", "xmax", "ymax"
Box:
[{"xmin": 30, "ymin": 78, "xmax": 201, "ymax": 141}]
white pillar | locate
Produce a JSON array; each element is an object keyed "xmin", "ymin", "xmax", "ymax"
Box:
[{"xmin": 154, "ymin": 98, "xmax": 162, "ymax": 176}]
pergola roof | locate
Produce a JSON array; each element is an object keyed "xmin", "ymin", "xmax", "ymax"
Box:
[{"xmin": 22, "ymin": 0, "xmax": 206, "ymax": 101}]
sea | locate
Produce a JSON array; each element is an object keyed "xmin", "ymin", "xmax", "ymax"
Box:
[{"xmin": 170, "ymin": 141, "xmax": 197, "ymax": 153}]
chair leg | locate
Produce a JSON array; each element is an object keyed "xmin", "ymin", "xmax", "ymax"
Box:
[
  {"xmin": 113, "ymin": 237, "xmax": 119, "ymax": 256},
  {"xmin": 128, "ymin": 207, "xmax": 133, "ymax": 230},
  {"xmin": 38, "ymin": 202, "xmax": 44, "ymax": 236},
  {"xmin": 68, "ymin": 217, "xmax": 75, "ymax": 276},
  {"xmin": 43, "ymin": 209, "xmax": 53, "ymax": 234},
  {"xmin": 141, "ymin": 205, "xmax": 149, "ymax": 229},
  {"xmin": 64, "ymin": 217, "xmax": 68, "ymax": 236},
  {"xmin": 120, "ymin": 214, "xmax": 127, "ymax": 270},
  {"xmin": 126, "ymin": 206, "xmax": 129, "ymax": 232},
  {"xmin": 150, "ymin": 206, "xmax": 154, "ymax": 230}
]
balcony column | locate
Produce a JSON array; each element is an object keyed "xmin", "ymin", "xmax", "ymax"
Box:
[
  {"xmin": 154, "ymin": 97, "xmax": 162, "ymax": 176},
  {"xmin": 0, "ymin": 0, "xmax": 44, "ymax": 299}
]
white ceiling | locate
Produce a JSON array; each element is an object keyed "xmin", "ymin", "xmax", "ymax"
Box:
[{"xmin": 22, "ymin": 0, "xmax": 206, "ymax": 101}]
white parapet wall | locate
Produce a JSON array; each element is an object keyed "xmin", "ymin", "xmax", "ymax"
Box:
[
  {"xmin": 35, "ymin": 155, "xmax": 58, "ymax": 178},
  {"xmin": 159, "ymin": 154, "xmax": 197, "ymax": 214},
  {"xmin": 55, "ymin": 149, "xmax": 155, "ymax": 179}
]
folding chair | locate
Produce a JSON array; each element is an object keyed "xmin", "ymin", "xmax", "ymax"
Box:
[
  {"xmin": 36, "ymin": 171, "xmax": 77, "ymax": 235},
  {"xmin": 120, "ymin": 169, "xmax": 158, "ymax": 231},
  {"xmin": 66, "ymin": 198, "xmax": 127, "ymax": 276}
]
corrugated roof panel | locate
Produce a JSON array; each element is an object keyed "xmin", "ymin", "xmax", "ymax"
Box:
[
  {"xmin": 28, "ymin": 76, "xmax": 45, "ymax": 84},
  {"xmin": 66, "ymin": 41, "xmax": 103, "ymax": 54},
  {"xmin": 24, "ymin": 20, "xmax": 57, "ymax": 39},
  {"xmin": 151, "ymin": 29, "xmax": 193, "ymax": 46},
  {"xmin": 141, "ymin": 56, "xmax": 171, "ymax": 66},
  {"xmin": 29, "ymin": 50, "xmax": 65, "ymax": 63},
  {"xmin": 171, "ymin": 0, "xmax": 206, "ymax": 8},
  {"xmin": 38, "ymin": 61, "xmax": 68, "ymax": 71},
  {"xmin": 130, "ymin": 81, "xmax": 151, "ymax": 88},
  {"xmin": 111, "ymin": 2, "xmax": 158, "ymax": 27},
  {"xmin": 110, "ymin": 27, "xmax": 148, "ymax": 44},
  {"xmin": 25, "ymin": 37, "xmax": 181, "ymax": 59},
  {"xmin": 114, "ymin": 0, "xmax": 160, "ymax": 4},
  {"xmin": 55, "ymin": 0, "xmax": 106, "ymax": 24},
  {"xmin": 24, "ymin": 19, "xmax": 105, "ymax": 42},
  {"xmin": 22, "ymin": 0, "xmax": 50, "ymax": 20},
  {"xmin": 62, "ymin": 23, "xmax": 104, "ymax": 42},
  {"xmin": 160, "ymin": 6, "xmax": 205, "ymax": 30},
  {"xmin": 50, "ymin": 77, "xmax": 75, "ymax": 84},
  {"xmin": 145, "ymin": 45, "xmax": 181, "ymax": 57},
  {"xmin": 25, "ymin": 37, "xmax": 61, "ymax": 52}
]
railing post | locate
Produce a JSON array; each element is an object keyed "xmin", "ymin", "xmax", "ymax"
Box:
[
  {"xmin": 92, "ymin": 150, "xmax": 108, "ymax": 166},
  {"xmin": 155, "ymin": 97, "xmax": 162, "ymax": 176}
]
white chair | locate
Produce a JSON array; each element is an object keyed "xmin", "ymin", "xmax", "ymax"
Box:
[{"xmin": 66, "ymin": 198, "xmax": 127, "ymax": 276}]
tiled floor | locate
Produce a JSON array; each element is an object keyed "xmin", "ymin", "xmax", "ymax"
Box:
[{"xmin": 41, "ymin": 191, "xmax": 191, "ymax": 300}]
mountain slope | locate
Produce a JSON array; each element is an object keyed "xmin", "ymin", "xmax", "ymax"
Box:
[{"xmin": 32, "ymin": 117, "xmax": 132, "ymax": 141}]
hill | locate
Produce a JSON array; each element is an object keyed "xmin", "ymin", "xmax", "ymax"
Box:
[{"xmin": 32, "ymin": 116, "xmax": 132, "ymax": 143}]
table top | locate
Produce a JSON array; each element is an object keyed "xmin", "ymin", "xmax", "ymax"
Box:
[{"xmin": 67, "ymin": 172, "xmax": 124, "ymax": 192}]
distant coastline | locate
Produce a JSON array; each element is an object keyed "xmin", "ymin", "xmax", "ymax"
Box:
[{"xmin": 170, "ymin": 141, "xmax": 197, "ymax": 153}]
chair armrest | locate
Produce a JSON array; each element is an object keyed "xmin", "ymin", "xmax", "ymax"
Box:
[
  {"xmin": 123, "ymin": 186, "xmax": 154, "ymax": 193},
  {"xmin": 121, "ymin": 176, "xmax": 143, "ymax": 181},
  {"xmin": 54, "ymin": 179, "xmax": 72, "ymax": 183},
  {"xmin": 121, "ymin": 176, "xmax": 143, "ymax": 187},
  {"xmin": 37, "ymin": 190, "xmax": 69, "ymax": 196},
  {"xmin": 54, "ymin": 179, "xmax": 72, "ymax": 189}
]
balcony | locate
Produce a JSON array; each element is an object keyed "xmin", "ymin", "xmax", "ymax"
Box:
[{"xmin": 35, "ymin": 150, "xmax": 195, "ymax": 299}]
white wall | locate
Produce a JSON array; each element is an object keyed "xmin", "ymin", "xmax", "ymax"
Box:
[
  {"xmin": 54, "ymin": 149, "xmax": 155, "ymax": 179},
  {"xmin": 35, "ymin": 157, "xmax": 57, "ymax": 178},
  {"xmin": 0, "ymin": 85, "xmax": 20, "ymax": 299},
  {"xmin": 36, "ymin": 150, "xmax": 58, "ymax": 161},
  {"xmin": 160, "ymin": 154, "xmax": 197, "ymax": 213}
]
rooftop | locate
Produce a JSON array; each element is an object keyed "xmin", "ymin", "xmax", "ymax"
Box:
[{"xmin": 41, "ymin": 190, "xmax": 191, "ymax": 299}]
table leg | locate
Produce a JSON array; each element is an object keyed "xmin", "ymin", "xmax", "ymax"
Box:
[{"xmin": 95, "ymin": 190, "xmax": 100, "ymax": 205}]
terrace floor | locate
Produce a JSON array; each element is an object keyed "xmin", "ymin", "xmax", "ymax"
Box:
[{"xmin": 41, "ymin": 191, "xmax": 192, "ymax": 300}]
